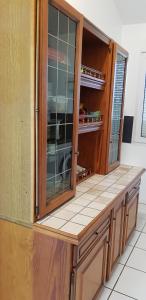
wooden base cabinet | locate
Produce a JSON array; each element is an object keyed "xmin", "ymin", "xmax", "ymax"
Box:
[{"xmin": 71, "ymin": 227, "xmax": 109, "ymax": 300}]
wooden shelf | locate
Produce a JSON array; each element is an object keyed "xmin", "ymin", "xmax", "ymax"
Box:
[
  {"xmin": 81, "ymin": 73, "xmax": 105, "ymax": 90},
  {"xmin": 76, "ymin": 169, "xmax": 94, "ymax": 184},
  {"xmin": 80, "ymin": 65, "xmax": 105, "ymax": 90},
  {"xmin": 78, "ymin": 121, "xmax": 103, "ymax": 134}
]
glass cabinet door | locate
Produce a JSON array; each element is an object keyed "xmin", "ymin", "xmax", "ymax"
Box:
[
  {"xmin": 38, "ymin": 1, "xmax": 82, "ymax": 218},
  {"xmin": 47, "ymin": 4, "xmax": 76, "ymax": 202},
  {"xmin": 109, "ymin": 51, "xmax": 127, "ymax": 167}
]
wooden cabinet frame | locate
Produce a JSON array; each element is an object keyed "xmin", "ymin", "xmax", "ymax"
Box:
[{"xmin": 37, "ymin": 0, "xmax": 83, "ymax": 219}]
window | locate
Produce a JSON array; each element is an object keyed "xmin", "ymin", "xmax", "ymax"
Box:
[
  {"xmin": 134, "ymin": 52, "xmax": 146, "ymax": 143},
  {"xmin": 141, "ymin": 74, "xmax": 146, "ymax": 137}
]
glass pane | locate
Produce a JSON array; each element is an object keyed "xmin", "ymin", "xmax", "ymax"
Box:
[
  {"xmin": 69, "ymin": 19, "xmax": 76, "ymax": 47},
  {"xmin": 48, "ymin": 97, "xmax": 56, "ymax": 125},
  {"xmin": 109, "ymin": 53, "xmax": 126, "ymax": 165},
  {"xmin": 48, "ymin": 5, "xmax": 58, "ymax": 37},
  {"xmin": 46, "ymin": 4, "xmax": 76, "ymax": 204},
  {"xmin": 48, "ymin": 67, "xmax": 57, "ymax": 97},
  {"xmin": 56, "ymin": 125, "xmax": 65, "ymax": 149},
  {"xmin": 67, "ymin": 73, "xmax": 74, "ymax": 98},
  {"xmin": 68, "ymin": 45, "xmax": 75, "ymax": 73},
  {"xmin": 59, "ymin": 11, "xmax": 68, "ymax": 42},
  {"xmin": 48, "ymin": 35, "xmax": 57, "ymax": 68},
  {"xmin": 58, "ymin": 70, "xmax": 67, "ymax": 97},
  {"xmin": 58, "ymin": 40, "xmax": 68, "ymax": 71},
  {"xmin": 66, "ymin": 99, "xmax": 73, "ymax": 123}
]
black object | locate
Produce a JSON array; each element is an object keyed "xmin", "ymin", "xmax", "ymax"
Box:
[{"xmin": 122, "ymin": 116, "xmax": 134, "ymax": 143}]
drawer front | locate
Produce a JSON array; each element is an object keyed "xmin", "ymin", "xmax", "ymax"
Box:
[{"xmin": 74, "ymin": 216, "xmax": 110, "ymax": 265}]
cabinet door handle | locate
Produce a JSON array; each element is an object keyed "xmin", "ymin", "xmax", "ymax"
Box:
[{"xmin": 113, "ymin": 217, "xmax": 116, "ymax": 221}]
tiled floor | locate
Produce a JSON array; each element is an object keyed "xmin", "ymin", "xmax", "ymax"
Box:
[{"xmin": 97, "ymin": 202, "xmax": 146, "ymax": 300}]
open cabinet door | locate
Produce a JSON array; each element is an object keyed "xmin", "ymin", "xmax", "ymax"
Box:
[
  {"xmin": 37, "ymin": 0, "xmax": 83, "ymax": 219},
  {"xmin": 107, "ymin": 44, "xmax": 128, "ymax": 173}
]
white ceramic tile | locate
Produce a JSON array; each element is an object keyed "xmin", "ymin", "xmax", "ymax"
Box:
[
  {"xmin": 135, "ymin": 232, "xmax": 146, "ymax": 250},
  {"xmin": 53, "ymin": 209, "xmax": 75, "ymax": 221},
  {"xmin": 119, "ymin": 246, "xmax": 133, "ymax": 265},
  {"xmin": 96, "ymin": 287, "xmax": 111, "ymax": 300},
  {"xmin": 65, "ymin": 203, "xmax": 83, "ymax": 213},
  {"xmin": 94, "ymin": 196, "xmax": 113, "ymax": 204},
  {"xmin": 60, "ymin": 222, "xmax": 84, "ymax": 235},
  {"xmin": 73, "ymin": 197, "xmax": 92, "ymax": 207},
  {"xmin": 97, "ymin": 180, "xmax": 113, "ymax": 187},
  {"xmin": 87, "ymin": 189, "xmax": 103, "ymax": 196},
  {"xmin": 80, "ymin": 207, "xmax": 101, "ymax": 218},
  {"xmin": 93, "ymin": 185, "xmax": 108, "ymax": 191},
  {"xmin": 128, "ymin": 230, "xmax": 141, "ymax": 246},
  {"xmin": 109, "ymin": 291, "xmax": 131, "ymax": 300},
  {"xmin": 136, "ymin": 215, "xmax": 146, "ymax": 231},
  {"xmin": 88, "ymin": 201, "xmax": 106, "ymax": 211},
  {"xmin": 105, "ymin": 264, "xmax": 124, "ymax": 289},
  {"xmin": 142, "ymin": 224, "xmax": 146, "ymax": 233},
  {"xmin": 70, "ymin": 214, "xmax": 93, "ymax": 226},
  {"xmin": 79, "ymin": 193, "xmax": 97, "ymax": 200},
  {"xmin": 76, "ymin": 185, "xmax": 91, "ymax": 192},
  {"xmin": 42, "ymin": 216, "xmax": 66, "ymax": 229},
  {"xmin": 114, "ymin": 266, "xmax": 146, "ymax": 300},
  {"xmin": 100, "ymin": 192, "xmax": 117, "ymax": 199},
  {"xmin": 126, "ymin": 247, "xmax": 146, "ymax": 272},
  {"xmin": 107, "ymin": 187, "xmax": 121, "ymax": 194}
]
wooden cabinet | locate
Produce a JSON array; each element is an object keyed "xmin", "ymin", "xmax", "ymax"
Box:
[
  {"xmin": 37, "ymin": 0, "xmax": 83, "ymax": 219},
  {"xmin": 107, "ymin": 45, "xmax": 128, "ymax": 173},
  {"xmin": 107, "ymin": 196, "xmax": 125, "ymax": 278},
  {"xmin": 123, "ymin": 181, "xmax": 140, "ymax": 248},
  {"xmin": 71, "ymin": 218, "xmax": 110, "ymax": 300}
]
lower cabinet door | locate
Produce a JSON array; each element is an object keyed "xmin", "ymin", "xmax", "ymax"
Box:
[
  {"xmin": 107, "ymin": 198, "xmax": 125, "ymax": 278},
  {"xmin": 124, "ymin": 192, "xmax": 139, "ymax": 247},
  {"xmin": 71, "ymin": 230, "xmax": 109, "ymax": 300}
]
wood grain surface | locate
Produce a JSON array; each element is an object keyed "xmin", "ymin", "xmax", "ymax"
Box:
[{"xmin": 0, "ymin": 0, "xmax": 36, "ymax": 224}]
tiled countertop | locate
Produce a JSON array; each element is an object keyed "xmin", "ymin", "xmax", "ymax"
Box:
[{"xmin": 35, "ymin": 165, "xmax": 144, "ymax": 241}]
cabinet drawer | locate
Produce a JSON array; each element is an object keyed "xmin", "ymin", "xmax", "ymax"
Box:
[
  {"xmin": 74, "ymin": 216, "xmax": 110, "ymax": 265},
  {"xmin": 126, "ymin": 180, "xmax": 140, "ymax": 202}
]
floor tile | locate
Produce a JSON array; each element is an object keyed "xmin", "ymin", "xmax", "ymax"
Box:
[
  {"xmin": 136, "ymin": 215, "xmax": 146, "ymax": 231},
  {"xmin": 70, "ymin": 214, "xmax": 93, "ymax": 226},
  {"xmin": 105, "ymin": 264, "xmax": 124, "ymax": 289},
  {"xmin": 126, "ymin": 247, "xmax": 146, "ymax": 272},
  {"xmin": 114, "ymin": 266, "xmax": 146, "ymax": 300},
  {"xmin": 60, "ymin": 222, "xmax": 85, "ymax": 235},
  {"xmin": 96, "ymin": 287, "xmax": 111, "ymax": 300},
  {"xmin": 109, "ymin": 291, "xmax": 132, "ymax": 300},
  {"xmin": 128, "ymin": 230, "xmax": 141, "ymax": 246},
  {"xmin": 80, "ymin": 207, "xmax": 101, "ymax": 218},
  {"xmin": 142, "ymin": 224, "xmax": 146, "ymax": 233},
  {"xmin": 119, "ymin": 245, "xmax": 133, "ymax": 264},
  {"xmin": 135, "ymin": 232, "xmax": 146, "ymax": 250}
]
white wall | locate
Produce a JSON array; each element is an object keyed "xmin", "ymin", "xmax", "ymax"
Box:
[
  {"xmin": 66, "ymin": 0, "xmax": 122, "ymax": 42},
  {"xmin": 121, "ymin": 24, "xmax": 146, "ymax": 204}
]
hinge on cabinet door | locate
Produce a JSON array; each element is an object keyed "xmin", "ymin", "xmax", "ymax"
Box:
[{"xmin": 35, "ymin": 205, "xmax": 39, "ymax": 218}]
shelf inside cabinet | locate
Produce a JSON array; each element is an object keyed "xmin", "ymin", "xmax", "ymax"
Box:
[
  {"xmin": 78, "ymin": 120, "xmax": 103, "ymax": 134},
  {"xmin": 76, "ymin": 167, "xmax": 94, "ymax": 183},
  {"xmin": 81, "ymin": 65, "xmax": 105, "ymax": 90}
]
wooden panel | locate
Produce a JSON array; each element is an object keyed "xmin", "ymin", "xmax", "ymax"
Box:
[
  {"xmin": 0, "ymin": 0, "xmax": 36, "ymax": 224},
  {"xmin": 72, "ymin": 229, "xmax": 109, "ymax": 300},
  {"xmin": 124, "ymin": 193, "xmax": 139, "ymax": 246},
  {"xmin": 33, "ymin": 231, "xmax": 72, "ymax": 300},
  {"xmin": 0, "ymin": 220, "xmax": 33, "ymax": 300}
]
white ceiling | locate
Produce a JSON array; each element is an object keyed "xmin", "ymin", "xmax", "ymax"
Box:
[{"xmin": 114, "ymin": 0, "xmax": 146, "ymax": 24}]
